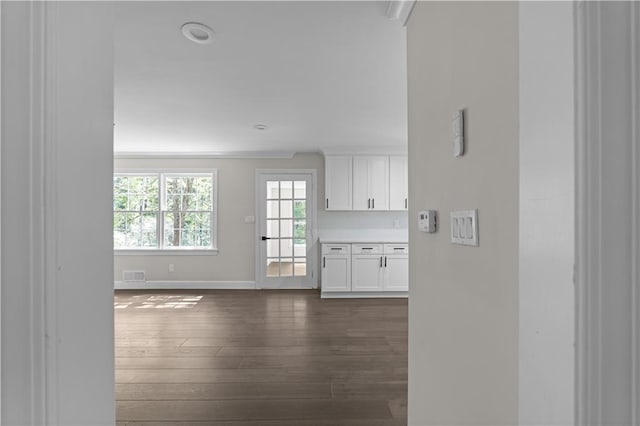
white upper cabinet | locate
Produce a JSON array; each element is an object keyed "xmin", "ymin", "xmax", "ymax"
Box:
[
  {"xmin": 325, "ymin": 156, "xmax": 352, "ymax": 210},
  {"xmin": 324, "ymin": 154, "xmax": 405, "ymax": 211},
  {"xmin": 389, "ymin": 156, "xmax": 408, "ymax": 211},
  {"xmin": 352, "ymin": 156, "xmax": 389, "ymax": 211}
]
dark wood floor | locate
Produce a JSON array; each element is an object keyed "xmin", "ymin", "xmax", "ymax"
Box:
[{"xmin": 114, "ymin": 290, "xmax": 408, "ymax": 426}]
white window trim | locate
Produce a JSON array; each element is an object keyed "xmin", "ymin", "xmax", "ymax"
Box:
[{"xmin": 113, "ymin": 169, "xmax": 218, "ymax": 252}]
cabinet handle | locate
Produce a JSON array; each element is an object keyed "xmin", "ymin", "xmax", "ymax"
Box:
[
  {"xmin": 361, "ymin": 247, "xmax": 373, "ymax": 250},
  {"xmin": 368, "ymin": 198, "xmax": 371, "ymax": 209},
  {"xmin": 326, "ymin": 198, "xmax": 329, "ymax": 209},
  {"xmin": 394, "ymin": 247, "xmax": 405, "ymax": 251},
  {"xmin": 323, "ymin": 256, "xmax": 326, "ymax": 268},
  {"xmin": 405, "ymin": 198, "xmax": 407, "ymax": 209},
  {"xmin": 330, "ymin": 247, "xmax": 342, "ymax": 251},
  {"xmin": 384, "ymin": 256, "xmax": 387, "ymax": 267},
  {"xmin": 380, "ymin": 256, "xmax": 383, "ymax": 267},
  {"xmin": 372, "ymin": 198, "xmax": 375, "ymax": 209}
]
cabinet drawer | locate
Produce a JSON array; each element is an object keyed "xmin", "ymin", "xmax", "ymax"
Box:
[
  {"xmin": 384, "ymin": 244, "xmax": 409, "ymax": 254},
  {"xmin": 322, "ymin": 244, "xmax": 351, "ymax": 255},
  {"xmin": 352, "ymin": 244, "xmax": 383, "ymax": 255}
]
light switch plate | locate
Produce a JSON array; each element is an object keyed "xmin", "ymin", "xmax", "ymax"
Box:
[
  {"xmin": 244, "ymin": 215, "xmax": 255, "ymax": 224},
  {"xmin": 450, "ymin": 209, "xmax": 478, "ymax": 246}
]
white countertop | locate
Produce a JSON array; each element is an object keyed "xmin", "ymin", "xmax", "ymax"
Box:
[{"xmin": 318, "ymin": 229, "xmax": 408, "ymax": 244}]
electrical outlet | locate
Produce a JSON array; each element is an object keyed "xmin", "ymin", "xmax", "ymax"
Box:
[{"xmin": 168, "ymin": 263, "xmax": 174, "ymax": 272}]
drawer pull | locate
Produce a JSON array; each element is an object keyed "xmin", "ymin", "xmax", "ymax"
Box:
[
  {"xmin": 393, "ymin": 247, "xmax": 405, "ymax": 251},
  {"xmin": 361, "ymin": 247, "xmax": 374, "ymax": 250},
  {"xmin": 330, "ymin": 248, "xmax": 342, "ymax": 251}
]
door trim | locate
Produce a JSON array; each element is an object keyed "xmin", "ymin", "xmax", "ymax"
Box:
[
  {"xmin": 575, "ymin": 1, "xmax": 640, "ymax": 424},
  {"xmin": 254, "ymin": 169, "xmax": 318, "ymax": 289}
]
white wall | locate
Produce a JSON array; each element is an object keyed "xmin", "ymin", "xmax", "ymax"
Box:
[
  {"xmin": 406, "ymin": 2, "xmax": 519, "ymax": 425},
  {"xmin": 114, "ymin": 154, "xmax": 323, "ymax": 283},
  {"xmin": 1, "ymin": 3, "xmax": 39, "ymax": 422},
  {"xmin": 2, "ymin": 2, "xmax": 115, "ymax": 424},
  {"xmin": 518, "ymin": 3, "xmax": 575, "ymax": 425}
]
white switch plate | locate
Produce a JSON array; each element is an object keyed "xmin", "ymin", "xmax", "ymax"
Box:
[{"xmin": 450, "ymin": 209, "xmax": 478, "ymax": 246}]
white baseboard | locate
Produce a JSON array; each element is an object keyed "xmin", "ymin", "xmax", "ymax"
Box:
[
  {"xmin": 320, "ymin": 291, "xmax": 408, "ymax": 299},
  {"xmin": 114, "ymin": 280, "xmax": 256, "ymax": 290}
]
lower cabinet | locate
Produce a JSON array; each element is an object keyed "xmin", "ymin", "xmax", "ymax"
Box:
[
  {"xmin": 321, "ymin": 244, "xmax": 351, "ymax": 292},
  {"xmin": 321, "ymin": 242, "xmax": 408, "ymax": 297},
  {"xmin": 384, "ymin": 255, "xmax": 409, "ymax": 291},
  {"xmin": 352, "ymin": 244, "xmax": 384, "ymax": 291},
  {"xmin": 383, "ymin": 244, "xmax": 409, "ymax": 291}
]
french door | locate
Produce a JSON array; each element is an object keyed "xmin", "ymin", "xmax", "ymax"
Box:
[{"xmin": 257, "ymin": 172, "xmax": 315, "ymax": 288}]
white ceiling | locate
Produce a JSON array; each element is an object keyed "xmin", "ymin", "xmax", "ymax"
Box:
[{"xmin": 114, "ymin": 1, "xmax": 408, "ymax": 155}]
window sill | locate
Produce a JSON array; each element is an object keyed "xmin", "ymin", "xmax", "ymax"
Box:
[{"xmin": 114, "ymin": 249, "xmax": 219, "ymax": 256}]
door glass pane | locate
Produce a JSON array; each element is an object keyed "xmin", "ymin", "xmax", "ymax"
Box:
[
  {"xmin": 267, "ymin": 239, "xmax": 279, "ymax": 258},
  {"xmin": 280, "ymin": 219, "xmax": 293, "ymax": 237},
  {"xmin": 294, "ymin": 181, "xmax": 306, "ymax": 199},
  {"xmin": 266, "ymin": 220, "xmax": 279, "ymax": 238},
  {"xmin": 294, "ymin": 220, "xmax": 306, "ymax": 242},
  {"xmin": 279, "ymin": 258, "xmax": 293, "ymax": 277},
  {"xmin": 294, "ymin": 258, "xmax": 307, "ymax": 277},
  {"xmin": 281, "ymin": 239, "xmax": 293, "ymax": 257},
  {"xmin": 293, "ymin": 201, "xmax": 306, "ymax": 218},
  {"xmin": 266, "ymin": 201, "xmax": 279, "ymax": 219},
  {"xmin": 280, "ymin": 200, "xmax": 293, "ymax": 218},
  {"xmin": 266, "ymin": 181, "xmax": 279, "ymax": 199},
  {"xmin": 294, "ymin": 241, "xmax": 306, "ymax": 257},
  {"xmin": 280, "ymin": 181, "xmax": 293, "ymax": 199},
  {"xmin": 266, "ymin": 259, "xmax": 279, "ymax": 277}
]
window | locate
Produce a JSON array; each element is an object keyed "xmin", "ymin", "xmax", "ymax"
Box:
[{"xmin": 114, "ymin": 171, "xmax": 217, "ymax": 251}]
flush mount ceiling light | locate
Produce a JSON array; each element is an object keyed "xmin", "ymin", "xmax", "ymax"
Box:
[
  {"xmin": 181, "ymin": 22, "xmax": 215, "ymax": 44},
  {"xmin": 253, "ymin": 124, "xmax": 268, "ymax": 131}
]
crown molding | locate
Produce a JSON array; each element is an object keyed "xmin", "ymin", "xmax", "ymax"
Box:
[
  {"xmin": 386, "ymin": 0, "xmax": 417, "ymax": 27},
  {"xmin": 114, "ymin": 150, "xmax": 299, "ymax": 160},
  {"xmin": 322, "ymin": 146, "xmax": 408, "ymax": 156}
]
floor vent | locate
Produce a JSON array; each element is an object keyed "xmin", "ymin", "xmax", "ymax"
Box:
[{"xmin": 123, "ymin": 270, "xmax": 146, "ymax": 282}]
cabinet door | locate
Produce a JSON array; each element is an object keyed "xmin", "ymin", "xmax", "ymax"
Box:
[
  {"xmin": 389, "ymin": 156, "xmax": 408, "ymax": 211},
  {"xmin": 351, "ymin": 255, "xmax": 383, "ymax": 291},
  {"xmin": 352, "ymin": 156, "xmax": 370, "ymax": 211},
  {"xmin": 368, "ymin": 156, "xmax": 389, "ymax": 210},
  {"xmin": 325, "ymin": 156, "xmax": 352, "ymax": 210},
  {"xmin": 384, "ymin": 255, "xmax": 409, "ymax": 291},
  {"xmin": 322, "ymin": 255, "xmax": 351, "ymax": 291}
]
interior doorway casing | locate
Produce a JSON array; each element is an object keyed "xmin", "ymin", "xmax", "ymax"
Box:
[{"xmin": 574, "ymin": 2, "xmax": 640, "ymax": 424}]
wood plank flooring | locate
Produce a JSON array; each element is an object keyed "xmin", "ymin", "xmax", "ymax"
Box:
[{"xmin": 115, "ymin": 290, "xmax": 407, "ymax": 426}]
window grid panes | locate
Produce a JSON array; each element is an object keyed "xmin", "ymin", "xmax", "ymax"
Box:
[{"xmin": 114, "ymin": 172, "xmax": 216, "ymax": 250}]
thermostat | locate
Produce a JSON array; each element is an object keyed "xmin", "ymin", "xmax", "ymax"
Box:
[{"xmin": 418, "ymin": 210, "xmax": 437, "ymax": 233}]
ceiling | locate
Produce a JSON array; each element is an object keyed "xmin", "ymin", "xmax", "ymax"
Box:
[{"xmin": 114, "ymin": 1, "xmax": 408, "ymax": 155}]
